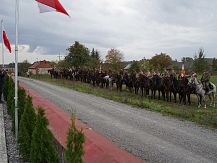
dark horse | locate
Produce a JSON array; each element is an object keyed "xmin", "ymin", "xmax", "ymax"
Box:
[
  {"xmin": 150, "ymin": 75, "xmax": 162, "ymax": 99},
  {"xmin": 140, "ymin": 75, "xmax": 150, "ymax": 97},
  {"xmin": 161, "ymin": 76, "xmax": 171, "ymax": 101},
  {"xmin": 178, "ymin": 77, "xmax": 193, "ymax": 105},
  {"xmin": 169, "ymin": 75, "xmax": 179, "ymax": 103}
]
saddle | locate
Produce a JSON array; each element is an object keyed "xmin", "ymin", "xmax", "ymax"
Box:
[{"xmin": 203, "ymin": 82, "xmax": 213, "ymax": 93}]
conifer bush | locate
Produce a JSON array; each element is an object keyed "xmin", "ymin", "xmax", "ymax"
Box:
[
  {"xmin": 65, "ymin": 115, "xmax": 85, "ymax": 163},
  {"xmin": 6, "ymin": 78, "xmax": 16, "ymax": 132},
  {"xmin": 6, "ymin": 77, "xmax": 15, "ymax": 117},
  {"xmin": 30, "ymin": 107, "xmax": 58, "ymax": 163},
  {"xmin": 18, "ymin": 96, "xmax": 36, "ymax": 161},
  {"xmin": 3, "ymin": 74, "xmax": 9, "ymax": 101},
  {"xmin": 18, "ymin": 88, "xmax": 26, "ymax": 125}
]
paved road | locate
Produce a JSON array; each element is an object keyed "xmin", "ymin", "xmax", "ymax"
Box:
[{"xmin": 20, "ymin": 78, "xmax": 217, "ymax": 163}]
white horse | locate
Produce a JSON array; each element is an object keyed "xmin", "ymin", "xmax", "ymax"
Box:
[
  {"xmin": 103, "ymin": 75, "xmax": 113, "ymax": 89},
  {"xmin": 188, "ymin": 76, "xmax": 216, "ymax": 108}
]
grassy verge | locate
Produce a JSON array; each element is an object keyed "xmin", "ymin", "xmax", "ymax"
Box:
[{"xmin": 31, "ymin": 75, "xmax": 217, "ymax": 128}]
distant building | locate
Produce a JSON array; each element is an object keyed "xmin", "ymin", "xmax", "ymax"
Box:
[
  {"xmin": 169, "ymin": 60, "xmax": 193, "ymax": 71},
  {"xmin": 1, "ymin": 63, "xmax": 15, "ymax": 74},
  {"xmin": 122, "ymin": 61, "xmax": 133, "ymax": 70},
  {"xmin": 28, "ymin": 60, "xmax": 53, "ymax": 75}
]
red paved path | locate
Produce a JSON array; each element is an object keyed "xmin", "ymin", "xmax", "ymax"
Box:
[{"xmin": 20, "ymin": 82, "xmax": 143, "ymax": 163}]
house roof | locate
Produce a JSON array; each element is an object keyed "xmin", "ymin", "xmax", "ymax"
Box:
[
  {"xmin": 124, "ymin": 63, "xmax": 132, "ymax": 70},
  {"xmin": 29, "ymin": 60, "xmax": 53, "ymax": 69}
]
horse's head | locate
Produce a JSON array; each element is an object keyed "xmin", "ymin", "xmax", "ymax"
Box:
[
  {"xmin": 188, "ymin": 77, "xmax": 194, "ymax": 85},
  {"xmin": 188, "ymin": 76, "xmax": 200, "ymax": 87}
]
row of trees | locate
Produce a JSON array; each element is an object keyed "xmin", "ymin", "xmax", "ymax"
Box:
[
  {"xmin": 4, "ymin": 75, "xmax": 84, "ymax": 163},
  {"xmin": 17, "ymin": 41, "xmax": 217, "ymax": 74},
  {"xmin": 59, "ymin": 42, "xmax": 217, "ymax": 73},
  {"xmin": 54, "ymin": 41, "xmax": 124, "ymax": 72}
]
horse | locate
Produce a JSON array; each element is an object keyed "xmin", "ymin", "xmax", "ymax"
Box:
[
  {"xmin": 169, "ymin": 75, "xmax": 179, "ymax": 103},
  {"xmin": 178, "ymin": 77, "xmax": 192, "ymax": 105},
  {"xmin": 150, "ymin": 75, "xmax": 162, "ymax": 99},
  {"xmin": 140, "ymin": 75, "xmax": 150, "ymax": 97},
  {"xmin": 161, "ymin": 76, "xmax": 171, "ymax": 101},
  {"xmin": 188, "ymin": 76, "xmax": 216, "ymax": 108}
]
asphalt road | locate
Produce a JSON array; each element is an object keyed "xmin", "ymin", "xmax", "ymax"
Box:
[{"xmin": 20, "ymin": 78, "xmax": 217, "ymax": 163}]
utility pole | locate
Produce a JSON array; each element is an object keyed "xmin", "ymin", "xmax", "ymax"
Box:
[{"xmin": 58, "ymin": 53, "xmax": 62, "ymax": 61}]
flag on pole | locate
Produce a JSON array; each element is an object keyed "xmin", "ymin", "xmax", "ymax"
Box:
[
  {"xmin": 3, "ymin": 30, "xmax": 12, "ymax": 53},
  {"xmin": 36, "ymin": 0, "xmax": 69, "ymax": 16}
]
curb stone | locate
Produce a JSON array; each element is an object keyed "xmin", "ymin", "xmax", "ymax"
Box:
[{"xmin": 0, "ymin": 103, "xmax": 8, "ymax": 163}]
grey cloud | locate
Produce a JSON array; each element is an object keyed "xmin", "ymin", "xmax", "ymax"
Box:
[{"xmin": 1, "ymin": 0, "xmax": 217, "ymax": 62}]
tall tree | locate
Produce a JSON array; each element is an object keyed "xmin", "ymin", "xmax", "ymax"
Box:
[
  {"xmin": 105, "ymin": 48, "xmax": 123, "ymax": 72},
  {"xmin": 149, "ymin": 53, "xmax": 172, "ymax": 70},
  {"xmin": 88, "ymin": 48, "xmax": 101, "ymax": 69},
  {"xmin": 181, "ymin": 57, "xmax": 193, "ymax": 63},
  {"xmin": 18, "ymin": 60, "xmax": 31, "ymax": 76},
  {"xmin": 129, "ymin": 61, "xmax": 141, "ymax": 73},
  {"xmin": 65, "ymin": 41, "xmax": 90, "ymax": 68},
  {"xmin": 193, "ymin": 48, "xmax": 209, "ymax": 73},
  {"xmin": 212, "ymin": 58, "xmax": 217, "ymax": 72},
  {"xmin": 140, "ymin": 59, "xmax": 154, "ymax": 71}
]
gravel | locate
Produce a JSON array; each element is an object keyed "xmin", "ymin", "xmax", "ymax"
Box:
[
  {"xmin": 20, "ymin": 78, "xmax": 217, "ymax": 163},
  {"xmin": 3, "ymin": 103, "xmax": 26, "ymax": 163}
]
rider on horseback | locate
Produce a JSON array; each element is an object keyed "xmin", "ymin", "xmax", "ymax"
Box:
[
  {"xmin": 162, "ymin": 68, "xmax": 169, "ymax": 78},
  {"xmin": 191, "ymin": 71, "xmax": 197, "ymax": 78},
  {"xmin": 201, "ymin": 70, "xmax": 212, "ymax": 93},
  {"xmin": 170, "ymin": 69, "xmax": 177, "ymax": 79}
]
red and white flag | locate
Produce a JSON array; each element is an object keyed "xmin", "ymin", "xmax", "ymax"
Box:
[
  {"xmin": 36, "ymin": 0, "xmax": 69, "ymax": 16},
  {"xmin": 3, "ymin": 30, "xmax": 12, "ymax": 53}
]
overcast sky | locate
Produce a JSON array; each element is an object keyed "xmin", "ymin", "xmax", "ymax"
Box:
[{"xmin": 1, "ymin": 0, "xmax": 217, "ymax": 64}]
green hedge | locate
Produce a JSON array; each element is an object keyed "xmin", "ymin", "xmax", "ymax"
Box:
[{"xmin": 3, "ymin": 75, "xmax": 59, "ymax": 162}]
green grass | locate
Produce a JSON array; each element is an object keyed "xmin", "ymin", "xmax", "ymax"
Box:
[{"xmin": 31, "ymin": 75, "xmax": 217, "ymax": 128}]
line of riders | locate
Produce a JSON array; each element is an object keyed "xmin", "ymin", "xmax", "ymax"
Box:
[{"xmin": 48, "ymin": 67, "xmax": 216, "ymax": 108}]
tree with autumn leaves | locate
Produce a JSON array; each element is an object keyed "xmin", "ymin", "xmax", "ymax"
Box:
[
  {"xmin": 149, "ymin": 53, "xmax": 172, "ymax": 70},
  {"xmin": 105, "ymin": 48, "xmax": 124, "ymax": 72}
]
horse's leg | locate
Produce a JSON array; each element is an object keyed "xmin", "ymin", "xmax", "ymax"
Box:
[
  {"xmin": 174, "ymin": 92, "xmax": 177, "ymax": 103},
  {"xmin": 208, "ymin": 94, "xmax": 212, "ymax": 107},
  {"xmin": 202, "ymin": 94, "xmax": 206, "ymax": 109},
  {"xmin": 197, "ymin": 95, "xmax": 201, "ymax": 108},
  {"xmin": 183, "ymin": 93, "xmax": 187, "ymax": 105},
  {"xmin": 187, "ymin": 94, "xmax": 191, "ymax": 105},
  {"xmin": 179, "ymin": 93, "xmax": 182, "ymax": 104},
  {"xmin": 162, "ymin": 91, "xmax": 165, "ymax": 101},
  {"xmin": 169, "ymin": 91, "xmax": 172, "ymax": 102},
  {"xmin": 166, "ymin": 91, "xmax": 169, "ymax": 102}
]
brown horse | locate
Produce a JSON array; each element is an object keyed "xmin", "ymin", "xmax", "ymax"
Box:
[{"xmin": 161, "ymin": 77, "xmax": 171, "ymax": 101}]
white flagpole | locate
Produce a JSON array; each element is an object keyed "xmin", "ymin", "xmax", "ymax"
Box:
[
  {"xmin": 15, "ymin": 0, "xmax": 19, "ymax": 140},
  {"xmin": 1, "ymin": 19, "xmax": 4, "ymax": 68}
]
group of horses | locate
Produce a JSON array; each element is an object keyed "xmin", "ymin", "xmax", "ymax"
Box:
[{"xmin": 48, "ymin": 68, "xmax": 216, "ymax": 108}]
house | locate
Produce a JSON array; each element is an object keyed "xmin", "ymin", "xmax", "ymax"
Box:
[{"xmin": 28, "ymin": 60, "xmax": 53, "ymax": 75}]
